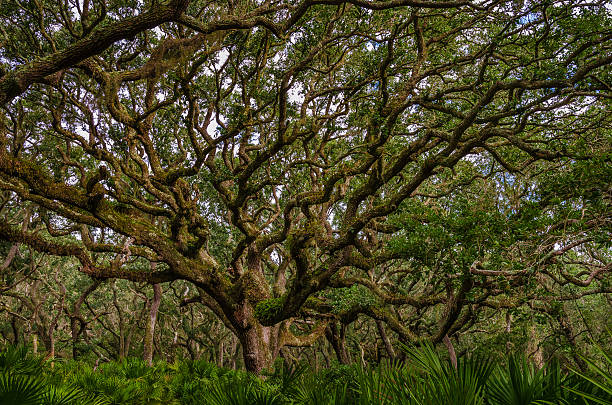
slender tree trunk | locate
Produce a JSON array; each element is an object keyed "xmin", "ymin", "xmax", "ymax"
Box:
[
  {"xmin": 359, "ymin": 344, "xmax": 366, "ymax": 368},
  {"xmin": 326, "ymin": 322, "xmax": 350, "ymax": 364},
  {"xmin": 321, "ymin": 345, "xmax": 331, "ymax": 368},
  {"xmin": 505, "ymin": 311, "xmax": 512, "ymax": 352},
  {"xmin": 143, "ymin": 283, "xmax": 162, "ymax": 366},
  {"xmin": 118, "ymin": 330, "xmax": 126, "ymax": 359},
  {"xmin": 113, "ymin": 285, "xmax": 127, "ymax": 360},
  {"xmin": 124, "ymin": 325, "xmax": 135, "ymax": 358},
  {"xmin": 37, "ymin": 326, "xmax": 53, "ymax": 358},
  {"xmin": 11, "ymin": 318, "xmax": 20, "ymax": 345},
  {"xmin": 376, "ymin": 319, "xmax": 396, "ymax": 360},
  {"xmin": 69, "ymin": 280, "xmax": 101, "ymax": 360},
  {"xmin": 37, "ymin": 326, "xmax": 55, "ymax": 361},
  {"xmin": 556, "ymin": 308, "xmax": 588, "ymax": 372},
  {"xmin": 217, "ymin": 340, "xmax": 224, "ymax": 367},
  {"xmin": 48, "ymin": 333, "xmax": 55, "ymax": 361},
  {"xmin": 229, "ymin": 335, "xmax": 239, "ymax": 369},
  {"xmin": 527, "ymin": 325, "xmax": 544, "ymax": 369},
  {"xmin": 71, "ymin": 319, "xmax": 80, "ymax": 360},
  {"xmin": 443, "ymin": 334, "xmax": 457, "ymax": 369}
]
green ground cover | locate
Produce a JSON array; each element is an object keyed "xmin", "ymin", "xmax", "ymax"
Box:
[{"xmin": 1, "ymin": 342, "xmax": 611, "ymax": 405}]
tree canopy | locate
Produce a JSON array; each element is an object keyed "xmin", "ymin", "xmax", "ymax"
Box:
[{"xmin": 0, "ymin": 0, "xmax": 610, "ymax": 372}]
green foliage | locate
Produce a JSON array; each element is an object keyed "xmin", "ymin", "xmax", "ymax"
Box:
[
  {"xmin": 41, "ymin": 385, "xmax": 93, "ymax": 405},
  {"xmin": 324, "ymin": 285, "xmax": 378, "ymax": 313},
  {"xmin": 254, "ymin": 297, "xmax": 285, "ymax": 323},
  {"xmin": 2, "ymin": 344, "xmax": 612, "ymax": 405},
  {"xmin": 566, "ymin": 332, "xmax": 612, "ymax": 405},
  {"xmin": 0, "ymin": 345, "xmax": 44, "ymax": 376},
  {"xmin": 66, "ymin": 358, "xmax": 171, "ymax": 404},
  {"xmin": 487, "ymin": 356, "xmax": 567, "ymax": 405},
  {"xmin": 0, "ymin": 347, "xmax": 102, "ymax": 405},
  {"xmin": 398, "ymin": 343, "xmax": 495, "ymax": 405},
  {"xmin": 278, "ymin": 363, "xmax": 355, "ymax": 404},
  {"xmin": 200, "ymin": 373, "xmax": 284, "ymax": 405},
  {"xmin": 0, "ymin": 372, "xmax": 46, "ymax": 405}
]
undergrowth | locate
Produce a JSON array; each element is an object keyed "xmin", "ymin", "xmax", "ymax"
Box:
[{"xmin": 1, "ymin": 341, "xmax": 611, "ymax": 404}]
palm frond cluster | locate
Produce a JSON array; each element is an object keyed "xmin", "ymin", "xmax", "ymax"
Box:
[{"xmin": 1, "ymin": 342, "xmax": 611, "ymax": 405}]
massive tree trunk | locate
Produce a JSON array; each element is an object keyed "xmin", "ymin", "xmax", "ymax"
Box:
[
  {"xmin": 178, "ymin": 251, "xmax": 331, "ymax": 373},
  {"xmin": 231, "ymin": 297, "xmax": 280, "ymax": 373},
  {"xmin": 229, "ymin": 250, "xmax": 282, "ymax": 373},
  {"xmin": 144, "ymin": 283, "xmax": 162, "ymax": 366},
  {"xmin": 238, "ymin": 323, "xmax": 277, "ymax": 373},
  {"xmin": 227, "ymin": 296, "xmax": 328, "ymax": 373}
]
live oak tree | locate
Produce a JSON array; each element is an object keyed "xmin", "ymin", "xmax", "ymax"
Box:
[{"xmin": 0, "ymin": 0, "xmax": 610, "ymax": 372}]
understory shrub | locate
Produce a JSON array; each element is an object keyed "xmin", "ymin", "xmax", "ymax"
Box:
[{"xmin": 0, "ymin": 343, "xmax": 610, "ymax": 404}]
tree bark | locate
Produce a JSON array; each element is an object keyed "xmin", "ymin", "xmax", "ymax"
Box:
[
  {"xmin": 11, "ymin": 317, "xmax": 20, "ymax": 345},
  {"xmin": 217, "ymin": 340, "xmax": 224, "ymax": 367},
  {"xmin": 238, "ymin": 321, "xmax": 278, "ymax": 374},
  {"xmin": 229, "ymin": 335, "xmax": 239, "ymax": 369},
  {"xmin": 229, "ymin": 251, "xmax": 281, "ymax": 373},
  {"xmin": 69, "ymin": 280, "xmax": 101, "ymax": 360},
  {"xmin": 143, "ymin": 283, "xmax": 162, "ymax": 366},
  {"xmin": 505, "ymin": 310, "xmax": 512, "ymax": 352},
  {"xmin": 527, "ymin": 324, "xmax": 544, "ymax": 369},
  {"xmin": 326, "ymin": 322, "xmax": 350, "ymax": 364},
  {"xmin": 443, "ymin": 334, "xmax": 457, "ymax": 369},
  {"xmin": 556, "ymin": 308, "xmax": 588, "ymax": 372},
  {"xmin": 70, "ymin": 319, "xmax": 80, "ymax": 360},
  {"xmin": 376, "ymin": 319, "xmax": 396, "ymax": 360},
  {"xmin": 0, "ymin": 0, "xmax": 190, "ymax": 105}
]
